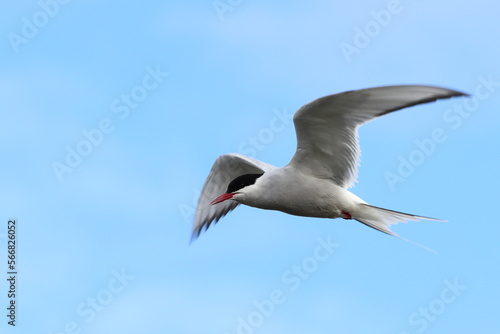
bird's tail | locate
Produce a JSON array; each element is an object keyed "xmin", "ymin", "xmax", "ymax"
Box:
[{"xmin": 354, "ymin": 204, "xmax": 444, "ymax": 251}]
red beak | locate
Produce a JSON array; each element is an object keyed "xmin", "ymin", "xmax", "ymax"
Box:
[{"xmin": 210, "ymin": 193, "xmax": 236, "ymax": 205}]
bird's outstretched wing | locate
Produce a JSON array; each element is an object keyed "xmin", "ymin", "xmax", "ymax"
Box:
[
  {"xmin": 192, "ymin": 153, "xmax": 276, "ymax": 241},
  {"xmin": 287, "ymin": 85, "xmax": 467, "ymax": 188}
]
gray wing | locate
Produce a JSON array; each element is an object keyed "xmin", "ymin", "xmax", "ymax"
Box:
[
  {"xmin": 287, "ymin": 85, "xmax": 467, "ymax": 188},
  {"xmin": 192, "ymin": 153, "xmax": 276, "ymax": 241}
]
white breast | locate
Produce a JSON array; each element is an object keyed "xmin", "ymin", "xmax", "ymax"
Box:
[{"xmin": 239, "ymin": 166, "xmax": 364, "ymax": 218}]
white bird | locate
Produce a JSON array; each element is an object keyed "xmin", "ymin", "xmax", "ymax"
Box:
[{"xmin": 192, "ymin": 85, "xmax": 467, "ymax": 241}]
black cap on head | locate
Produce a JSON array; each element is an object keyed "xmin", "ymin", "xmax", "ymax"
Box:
[{"xmin": 226, "ymin": 173, "xmax": 263, "ymax": 193}]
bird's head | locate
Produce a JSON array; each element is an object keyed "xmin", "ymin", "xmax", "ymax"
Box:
[{"xmin": 210, "ymin": 173, "xmax": 264, "ymax": 205}]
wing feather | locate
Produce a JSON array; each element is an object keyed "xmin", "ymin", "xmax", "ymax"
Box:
[
  {"xmin": 192, "ymin": 153, "xmax": 276, "ymax": 241},
  {"xmin": 288, "ymin": 85, "xmax": 467, "ymax": 188}
]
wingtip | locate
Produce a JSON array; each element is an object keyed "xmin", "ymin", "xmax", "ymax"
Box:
[
  {"xmin": 451, "ymin": 90, "xmax": 470, "ymax": 98},
  {"xmin": 430, "ymin": 86, "xmax": 470, "ymax": 101},
  {"xmin": 189, "ymin": 227, "xmax": 202, "ymax": 245}
]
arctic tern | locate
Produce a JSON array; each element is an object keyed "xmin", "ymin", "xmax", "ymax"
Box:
[{"xmin": 191, "ymin": 85, "xmax": 467, "ymax": 241}]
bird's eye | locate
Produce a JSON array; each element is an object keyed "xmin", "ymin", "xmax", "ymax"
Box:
[{"xmin": 226, "ymin": 173, "xmax": 263, "ymax": 193}]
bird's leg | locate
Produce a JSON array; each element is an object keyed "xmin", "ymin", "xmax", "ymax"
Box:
[{"xmin": 341, "ymin": 211, "xmax": 352, "ymax": 220}]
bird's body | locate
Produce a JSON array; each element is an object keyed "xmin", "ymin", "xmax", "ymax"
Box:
[
  {"xmin": 191, "ymin": 85, "xmax": 467, "ymax": 241},
  {"xmin": 238, "ymin": 165, "xmax": 363, "ymax": 219}
]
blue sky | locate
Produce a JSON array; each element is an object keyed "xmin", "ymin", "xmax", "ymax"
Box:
[{"xmin": 1, "ymin": 0, "xmax": 499, "ymax": 333}]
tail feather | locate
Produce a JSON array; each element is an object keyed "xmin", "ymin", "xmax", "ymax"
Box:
[{"xmin": 354, "ymin": 203, "xmax": 445, "ymax": 239}]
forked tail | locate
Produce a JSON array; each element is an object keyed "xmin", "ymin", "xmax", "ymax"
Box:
[{"xmin": 354, "ymin": 204, "xmax": 445, "ymax": 252}]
